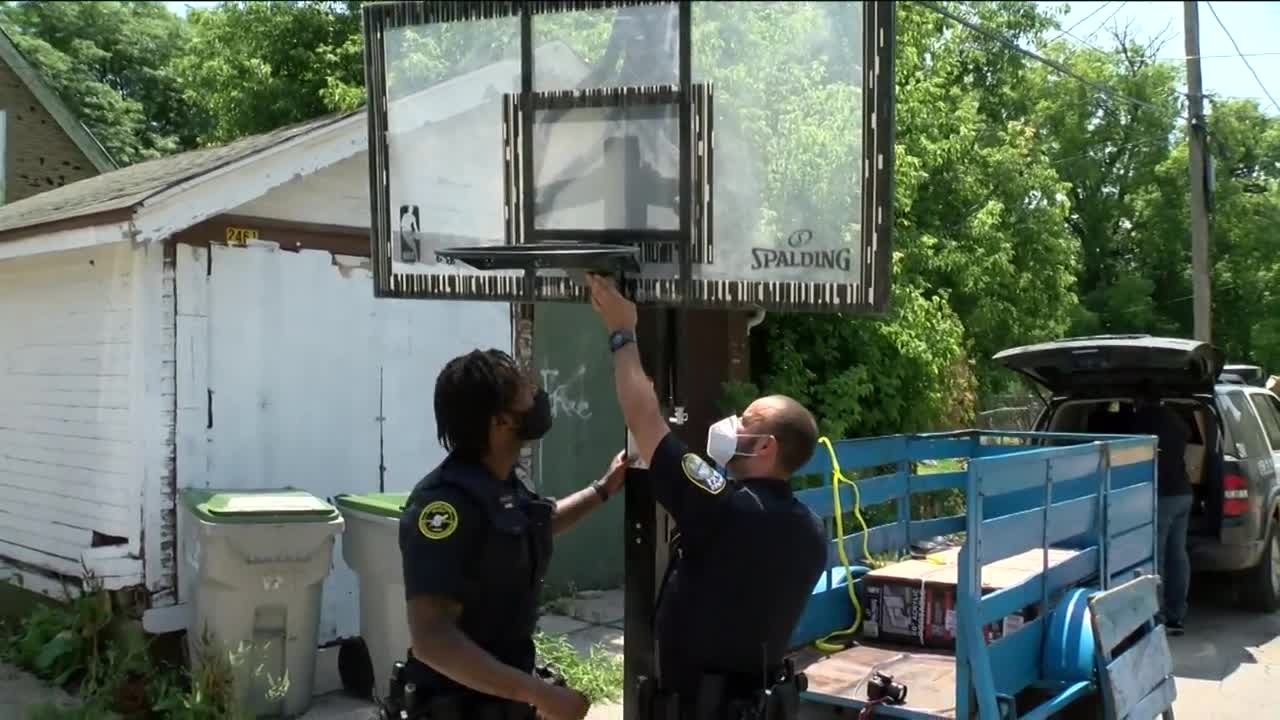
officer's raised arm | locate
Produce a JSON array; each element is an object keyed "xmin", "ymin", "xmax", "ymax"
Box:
[
  {"xmin": 584, "ymin": 274, "xmax": 668, "ymax": 464},
  {"xmin": 584, "ymin": 274, "xmax": 733, "ymax": 528}
]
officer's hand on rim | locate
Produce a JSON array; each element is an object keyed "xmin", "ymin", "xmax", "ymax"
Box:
[
  {"xmin": 585, "ymin": 274, "xmax": 637, "ymax": 333},
  {"xmin": 603, "ymin": 450, "xmax": 628, "ymax": 497},
  {"xmin": 531, "ymin": 682, "xmax": 591, "ymax": 720}
]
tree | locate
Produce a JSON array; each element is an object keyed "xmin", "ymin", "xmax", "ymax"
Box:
[
  {"xmin": 172, "ymin": 1, "xmax": 366, "ymax": 145},
  {"xmin": 1030, "ymin": 29, "xmax": 1188, "ymax": 338},
  {"xmin": 0, "ymin": 0, "xmax": 194, "ymax": 164},
  {"xmin": 750, "ymin": 276, "xmax": 976, "ymax": 439},
  {"xmin": 887, "ymin": 1, "xmax": 1081, "ymax": 398}
]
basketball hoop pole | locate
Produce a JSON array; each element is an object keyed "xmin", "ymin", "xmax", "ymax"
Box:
[{"xmin": 620, "ymin": 5, "xmax": 690, "ymax": 718}]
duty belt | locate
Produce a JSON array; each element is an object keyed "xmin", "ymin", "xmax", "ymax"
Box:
[
  {"xmin": 378, "ymin": 661, "xmax": 566, "ymax": 720},
  {"xmin": 637, "ymin": 659, "xmax": 808, "ymax": 720}
]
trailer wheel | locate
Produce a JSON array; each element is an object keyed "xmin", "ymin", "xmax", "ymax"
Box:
[{"xmin": 1245, "ymin": 520, "xmax": 1280, "ymax": 613}]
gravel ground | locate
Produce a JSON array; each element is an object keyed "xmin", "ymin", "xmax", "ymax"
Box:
[{"xmin": 0, "ymin": 662, "xmax": 77, "ymax": 720}]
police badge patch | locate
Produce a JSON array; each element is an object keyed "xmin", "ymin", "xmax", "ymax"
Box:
[
  {"xmin": 681, "ymin": 453, "xmax": 727, "ymax": 495},
  {"xmin": 418, "ymin": 500, "xmax": 459, "ymax": 540}
]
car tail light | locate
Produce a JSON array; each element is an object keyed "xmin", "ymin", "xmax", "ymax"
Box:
[{"xmin": 1223, "ymin": 473, "xmax": 1250, "ymax": 517}]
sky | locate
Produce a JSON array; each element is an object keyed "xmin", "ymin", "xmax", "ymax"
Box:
[
  {"xmin": 162, "ymin": 1, "xmax": 1278, "ymax": 113},
  {"xmin": 1041, "ymin": 1, "xmax": 1280, "ymax": 113}
]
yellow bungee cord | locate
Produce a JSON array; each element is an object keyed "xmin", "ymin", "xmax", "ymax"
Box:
[{"xmin": 813, "ymin": 436, "xmax": 874, "ymax": 653}]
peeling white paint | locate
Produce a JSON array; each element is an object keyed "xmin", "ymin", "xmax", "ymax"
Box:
[{"xmin": 139, "ymin": 241, "xmax": 177, "ymax": 605}]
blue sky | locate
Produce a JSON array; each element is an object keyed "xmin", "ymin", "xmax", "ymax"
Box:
[
  {"xmin": 1042, "ymin": 1, "xmax": 1279, "ymax": 112},
  {"xmin": 163, "ymin": 1, "xmax": 1277, "ymax": 113}
]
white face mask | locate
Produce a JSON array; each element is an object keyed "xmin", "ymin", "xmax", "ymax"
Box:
[{"xmin": 706, "ymin": 415, "xmax": 766, "ymax": 468}]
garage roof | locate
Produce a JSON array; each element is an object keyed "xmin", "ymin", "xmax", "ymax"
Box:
[{"xmin": 0, "ymin": 111, "xmax": 358, "ymax": 238}]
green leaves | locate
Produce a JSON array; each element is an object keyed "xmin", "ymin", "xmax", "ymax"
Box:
[
  {"xmin": 753, "ymin": 279, "xmax": 975, "ymax": 439},
  {"xmin": 34, "ymin": 629, "xmax": 77, "ymax": 675},
  {"xmin": 0, "ymin": 0, "xmax": 192, "ymax": 164},
  {"xmin": 172, "ymin": 1, "xmax": 366, "ymax": 145}
]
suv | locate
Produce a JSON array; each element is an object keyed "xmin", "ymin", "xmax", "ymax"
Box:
[{"xmin": 993, "ymin": 335, "xmax": 1280, "ymax": 612}]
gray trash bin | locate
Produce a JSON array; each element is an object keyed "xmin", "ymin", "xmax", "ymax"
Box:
[
  {"xmin": 334, "ymin": 492, "xmax": 410, "ymax": 700},
  {"xmin": 181, "ymin": 488, "xmax": 344, "ymax": 717}
]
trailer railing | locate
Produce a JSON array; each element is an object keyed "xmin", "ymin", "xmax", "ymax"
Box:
[{"xmin": 789, "ymin": 430, "xmax": 1160, "ymax": 720}]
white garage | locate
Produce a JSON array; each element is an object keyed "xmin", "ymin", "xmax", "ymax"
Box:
[{"xmin": 0, "ymin": 104, "xmax": 516, "ymax": 650}]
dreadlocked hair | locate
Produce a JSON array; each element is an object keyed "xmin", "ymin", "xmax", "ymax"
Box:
[{"xmin": 434, "ymin": 349, "xmax": 524, "ymax": 461}]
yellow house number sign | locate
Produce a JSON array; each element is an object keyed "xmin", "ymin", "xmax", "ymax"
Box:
[{"xmin": 225, "ymin": 226, "xmax": 259, "ymax": 247}]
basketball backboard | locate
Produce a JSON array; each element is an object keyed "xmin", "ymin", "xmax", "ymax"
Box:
[{"xmin": 363, "ymin": 1, "xmax": 895, "ymax": 314}]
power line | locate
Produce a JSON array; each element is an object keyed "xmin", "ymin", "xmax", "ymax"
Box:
[
  {"xmin": 1054, "ymin": 26, "xmax": 1109, "ymax": 55},
  {"xmin": 1084, "ymin": 0, "xmax": 1130, "ymax": 40},
  {"xmin": 1204, "ymin": 1, "xmax": 1280, "ymax": 114},
  {"xmin": 1049, "ymin": 0, "xmax": 1113, "ymax": 44},
  {"xmin": 1162, "ymin": 52, "xmax": 1280, "ymax": 61},
  {"xmin": 1049, "ymin": 136, "xmax": 1171, "ymax": 166},
  {"xmin": 914, "ymin": 1, "xmax": 1174, "ymax": 114}
]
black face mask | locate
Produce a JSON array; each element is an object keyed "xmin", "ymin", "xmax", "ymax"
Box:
[{"xmin": 517, "ymin": 389, "xmax": 553, "ymax": 441}]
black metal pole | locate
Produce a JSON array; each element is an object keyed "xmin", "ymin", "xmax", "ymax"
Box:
[
  {"xmin": 615, "ymin": 6, "xmax": 689, "ymax": 718},
  {"xmin": 622, "ymin": 132, "xmax": 663, "ymax": 720}
]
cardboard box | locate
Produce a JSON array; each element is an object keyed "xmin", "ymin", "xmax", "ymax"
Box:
[
  {"xmin": 862, "ymin": 548, "xmax": 1077, "ymax": 650},
  {"xmin": 922, "ymin": 547, "xmax": 1077, "ymax": 573}
]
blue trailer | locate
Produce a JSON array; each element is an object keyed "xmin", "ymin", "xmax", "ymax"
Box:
[{"xmin": 785, "ymin": 431, "xmax": 1178, "ymax": 719}]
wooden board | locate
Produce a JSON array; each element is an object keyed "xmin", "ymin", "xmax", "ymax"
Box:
[
  {"xmin": 1104, "ymin": 626, "xmax": 1174, "ymax": 718},
  {"xmin": 793, "ymin": 642, "xmax": 958, "ymax": 718},
  {"xmin": 1088, "ymin": 575, "xmax": 1161, "ymax": 652}
]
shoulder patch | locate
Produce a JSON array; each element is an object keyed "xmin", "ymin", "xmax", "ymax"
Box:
[
  {"xmin": 418, "ymin": 500, "xmax": 459, "ymax": 540},
  {"xmin": 681, "ymin": 453, "xmax": 727, "ymax": 495}
]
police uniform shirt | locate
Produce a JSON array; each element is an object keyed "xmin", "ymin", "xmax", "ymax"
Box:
[
  {"xmin": 398, "ymin": 454, "xmax": 555, "ymax": 698},
  {"xmin": 648, "ymin": 432, "xmax": 828, "ymax": 695}
]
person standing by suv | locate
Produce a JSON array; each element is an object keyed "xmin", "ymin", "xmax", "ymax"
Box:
[{"xmin": 1133, "ymin": 388, "xmax": 1193, "ymax": 635}]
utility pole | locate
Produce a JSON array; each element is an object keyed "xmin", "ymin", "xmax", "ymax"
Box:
[{"xmin": 1184, "ymin": 0, "xmax": 1213, "ymax": 342}]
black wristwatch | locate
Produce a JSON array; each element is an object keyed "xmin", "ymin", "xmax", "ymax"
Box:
[
  {"xmin": 591, "ymin": 479, "xmax": 611, "ymax": 503},
  {"xmin": 608, "ymin": 329, "xmax": 636, "ymax": 353}
]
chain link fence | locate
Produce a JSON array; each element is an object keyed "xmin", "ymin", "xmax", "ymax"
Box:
[{"xmin": 975, "ymin": 392, "xmax": 1043, "ymax": 431}]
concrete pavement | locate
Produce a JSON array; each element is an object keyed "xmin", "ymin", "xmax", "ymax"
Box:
[{"xmin": 1168, "ymin": 582, "xmax": 1280, "ymax": 719}]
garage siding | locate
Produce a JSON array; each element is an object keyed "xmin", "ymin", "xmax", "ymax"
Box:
[{"xmin": 0, "ymin": 243, "xmax": 145, "ymax": 591}]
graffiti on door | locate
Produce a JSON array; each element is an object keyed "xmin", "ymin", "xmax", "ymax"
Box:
[{"xmin": 540, "ymin": 365, "xmax": 592, "ymax": 421}]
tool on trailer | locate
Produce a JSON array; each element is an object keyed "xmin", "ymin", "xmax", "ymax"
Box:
[
  {"xmin": 866, "ymin": 671, "xmax": 908, "ymax": 705},
  {"xmin": 857, "ymin": 671, "xmax": 908, "ymax": 718}
]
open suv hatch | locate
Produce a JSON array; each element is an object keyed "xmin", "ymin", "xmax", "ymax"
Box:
[{"xmin": 994, "ymin": 335, "xmax": 1280, "ymax": 612}]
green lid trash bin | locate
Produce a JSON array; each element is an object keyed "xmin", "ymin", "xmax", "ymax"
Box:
[
  {"xmin": 180, "ymin": 488, "xmax": 344, "ymax": 718},
  {"xmin": 334, "ymin": 492, "xmax": 410, "ymax": 700}
]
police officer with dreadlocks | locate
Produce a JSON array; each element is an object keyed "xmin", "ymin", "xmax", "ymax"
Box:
[
  {"xmin": 584, "ymin": 275, "xmax": 828, "ymax": 720},
  {"xmin": 386, "ymin": 348, "xmax": 627, "ymax": 720}
]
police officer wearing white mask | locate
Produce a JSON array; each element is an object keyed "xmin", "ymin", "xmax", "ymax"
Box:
[{"xmin": 584, "ymin": 274, "xmax": 828, "ymax": 719}]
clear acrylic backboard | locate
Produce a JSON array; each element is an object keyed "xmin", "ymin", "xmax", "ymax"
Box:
[{"xmin": 362, "ymin": 1, "xmax": 895, "ymax": 314}]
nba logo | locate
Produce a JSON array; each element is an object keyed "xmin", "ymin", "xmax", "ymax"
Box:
[{"xmin": 398, "ymin": 205, "xmax": 421, "ymax": 263}]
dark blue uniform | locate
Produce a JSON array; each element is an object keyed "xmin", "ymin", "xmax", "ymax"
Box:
[
  {"xmin": 648, "ymin": 432, "xmax": 828, "ymax": 699},
  {"xmin": 398, "ymin": 455, "xmax": 555, "ymax": 711}
]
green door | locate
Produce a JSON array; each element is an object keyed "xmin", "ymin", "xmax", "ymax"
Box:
[{"xmin": 532, "ymin": 302, "xmax": 625, "ymax": 596}]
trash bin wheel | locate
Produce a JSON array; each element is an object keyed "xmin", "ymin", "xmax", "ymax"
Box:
[{"xmin": 338, "ymin": 636, "xmax": 376, "ymax": 700}]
